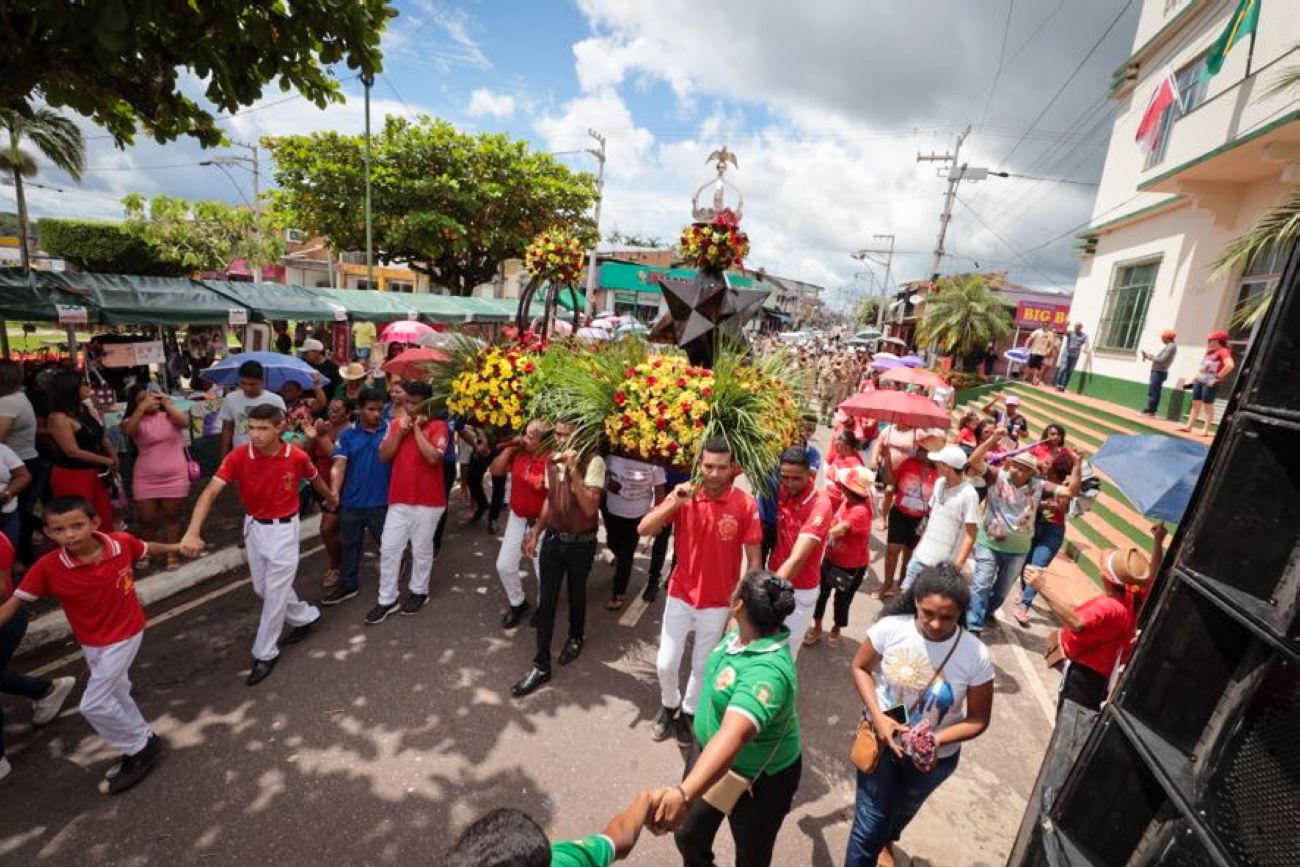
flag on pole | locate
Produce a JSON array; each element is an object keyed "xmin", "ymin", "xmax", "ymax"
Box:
[
  {"xmin": 1203, "ymin": 0, "xmax": 1260, "ymax": 79},
  {"xmin": 1135, "ymin": 70, "xmax": 1181, "ymax": 153}
]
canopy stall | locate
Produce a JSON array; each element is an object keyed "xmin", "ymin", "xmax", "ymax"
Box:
[
  {"xmin": 62, "ymin": 273, "xmax": 240, "ymax": 325},
  {"xmin": 205, "ymin": 280, "xmax": 343, "ymax": 322},
  {"xmin": 0, "ymin": 268, "xmax": 97, "ymax": 321},
  {"xmin": 319, "ymin": 287, "xmax": 419, "ymax": 322}
]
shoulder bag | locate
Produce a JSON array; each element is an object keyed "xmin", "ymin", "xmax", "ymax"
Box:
[{"xmin": 701, "ymin": 710, "xmax": 796, "ymax": 816}]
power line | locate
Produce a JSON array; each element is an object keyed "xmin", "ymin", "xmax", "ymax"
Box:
[
  {"xmin": 381, "ymin": 74, "xmax": 419, "ymax": 122},
  {"xmin": 955, "ymin": 194, "xmax": 1071, "ymax": 286},
  {"xmin": 980, "ymin": 0, "xmax": 1016, "ymax": 125}
]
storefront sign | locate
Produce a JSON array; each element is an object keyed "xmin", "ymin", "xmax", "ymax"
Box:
[
  {"xmin": 1014, "ymin": 301, "xmax": 1070, "ymax": 329},
  {"xmin": 55, "ymin": 304, "xmax": 89, "ymax": 325},
  {"xmin": 100, "ymin": 340, "xmax": 165, "ymax": 368},
  {"xmin": 228, "ymin": 308, "xmax": 249, "ymax": 326}
]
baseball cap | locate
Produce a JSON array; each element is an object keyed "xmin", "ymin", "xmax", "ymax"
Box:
[
  {"xmin": 1207, "ymin": 330, "xmax": 1229, "ymax": 343},
  {"xmin": 1005, "ymin": 395, "xmax": 1021, "ymax": 406},
  {"xmin": 299, "ymin": 338, "xmax": 325, "ymax": 353},
  {"xmin": 927, "ymin": 444, "xmax": 969, "ymax": 470}
]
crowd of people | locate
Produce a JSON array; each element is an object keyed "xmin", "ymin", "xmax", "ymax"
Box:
[{"xmin": 0, "ymin": 328, "xmax": 1173, "ymax": 867}]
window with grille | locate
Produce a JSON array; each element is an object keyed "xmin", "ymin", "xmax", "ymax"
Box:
[
  {"xmin": 1144, "ymin": 53, "xmax": 1211, "ymax": 168},
  {"xmin": 1098, "ymin": 259, "xmax": 1160, "ymax": 351}
]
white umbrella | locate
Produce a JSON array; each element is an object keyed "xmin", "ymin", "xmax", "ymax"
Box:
[{"xmin": 872, "ymin": 351, "xmax": 900, "ymax": 361}]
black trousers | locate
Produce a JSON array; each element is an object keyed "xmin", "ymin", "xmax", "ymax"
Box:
[
  {"xmin": 533, "ymin": 535, "xmax": 596, "ymax": 671},
  {"xmin": 1058, "ymin": 661, "xmax": 1109, "ymax": 713},
  {"xmin": 433, "ymin": 464, "xmax": 456, "ymax": 556},
  {"xmin": 674, "ymin": 740, "xmax": 802, "ymax": 867},
  {"xmin": 603, "ymin": 509, "xmax": 642, "ymax": 596},
  {"xmin": 467, "ymin": 451, "xmax": 506, "ymax": 521},
  {"xmin": 813, "ymin": 563, "xmax": 867, "ymax": 629},
  {"xmin": 649, "ymin": 524, "xmax": 673, "ymax": 583}
]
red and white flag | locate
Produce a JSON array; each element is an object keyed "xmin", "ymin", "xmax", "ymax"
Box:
[{"xmin": 1135, "ymin": 70, "xmax": 1182, "ymax": 153}]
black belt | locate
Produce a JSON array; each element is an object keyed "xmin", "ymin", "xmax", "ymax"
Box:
[
  {"xmin": 545, "ymin": 530, "xmax": 597, "ymax": 543},
  {"xmin": 252, "ymin": 514, "xmax": 298, "ymax": 525}
]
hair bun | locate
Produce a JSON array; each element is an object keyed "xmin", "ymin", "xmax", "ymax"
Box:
[{"xmin": 774, "ymin": 587, "xmax": 796, "ymax": 619}]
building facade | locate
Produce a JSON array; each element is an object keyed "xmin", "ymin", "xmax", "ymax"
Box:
[{"xmin": 1068, "ymin": 0, "xmax": 1298, "ymax": 404}]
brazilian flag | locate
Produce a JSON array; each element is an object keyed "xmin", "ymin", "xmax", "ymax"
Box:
[{"xmin": 1203, "ymin": 0, "xmax": 1260, "ymax": 79}]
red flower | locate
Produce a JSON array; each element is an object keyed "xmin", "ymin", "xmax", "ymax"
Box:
[
  {"xmin": 666, "ymin": 442, "xmax": 679, "ymax": 452},
  {"xmin": 613, "ymin": 391, "xmax": 626, "ymax": 406},
  {"xmin": 675, "ymin": 377, "xmax": 687, "ymax": 388},
  {"xmin": 655, "ymin": 417, "xmax": 667, "ymax": 430},
  {"xmin": 646, "ymin": 375, "xmax": 657, "ymax": 387},
  {"xmin": 701, "ymin": 385, "xmax": 713, "ymax": 397},
  {"xmin": 695, "ymin": 418, "xmax": 706, "ymax": 428},
  {"xmin": 621, "ymin": 414, "xmax": 633, "ymax": 428},
  {"xmin": 652, "ymin": 359, "xmax": 664, "ymax": 369},
  {"xmin": 624, "ymin": 367, "xmax": 636, "ymax": 378},
  {"xmin": 522, "ymin": 361, "xmax": 535, "ymax": 373},
  {"xmin": 657, "ymin": 402, "xmax": 668, "ymax": 415}
]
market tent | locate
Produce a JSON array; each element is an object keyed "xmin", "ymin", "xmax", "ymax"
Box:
[
  {"xmin": 318, "ymin": 287, "xmax": 419, "ymax": 322},
  {"xmin": 0, "ymin": 268, "xmax": 96, "ymax": 321},
  {"xmin": 400, "ymin": 292, "xmax": 473, "ymax": 323},
  {"xmin": 205, "ymin": 280, "xmax": 344, "ymax": 322},
  {"xmin": 60, "ymin": 273, "xmax": 240, "ymax": 325}
]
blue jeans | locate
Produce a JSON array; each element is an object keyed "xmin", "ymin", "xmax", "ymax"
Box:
[
  {"xmin": 1145, "ymin": 369, "xmax": 1168, "ymax": 414},
  {"xmin": 1054, "ymin": 353, "xmax": 1079, "ymax": 389},
  {"xmin": 845, "ymin": 751, "xmax": 960, "ymax": 866},
  {"xmin": 339, "ymin": 506, "xmax": 387, "ymax": 591},
  {"xmin": 1019, "ymin": 521, "xmax": 1066, "ymax": 607},
  {"xmin": 968, "ymin": 544, "xmax": 1028, "ymax": 631},
  {"xmin": 2, "ymin": 609, "xmax": 51, "ymax": 757}
]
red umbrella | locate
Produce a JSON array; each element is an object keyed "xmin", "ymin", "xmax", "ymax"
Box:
[
  {"xmin": 880, "ymin": 367, "xmax": 949, "ymax": 390},
  {"xmin": 838, "ymin": 390, "xmax": 951, "ymax": 429},
  {"xmin": 380, "ymin": 320, "xmax": 435, "ymax": 343},
  {"xmin": 382, "ymin": 346, "xmax": 450, "ymax": 380}
]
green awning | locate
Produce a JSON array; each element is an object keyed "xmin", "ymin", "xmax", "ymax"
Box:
[
  {"xmin": 206, "ymin": 280, "xmax": 343, "ymax": 321},
  {"xmin": 0, "ymin": 268, "xmax": 99, "ymax": 321},
  {"xmin": 554, "ymin": 285, "xmax": 585, "ymax": 312},
  {"xmin": 316, "ymin": 287, "xmax": 419, "ymax": 322},
  {"xmin": 597, "ymin": 261, "xmax": 755, "ymax": 292},
  {"xmin": 64, "ymin": 273, "xmax": 240, "ymax": 325},
  {"xmin": 401, "ymin": 292, "xmax": 475, "ymax": 323}
]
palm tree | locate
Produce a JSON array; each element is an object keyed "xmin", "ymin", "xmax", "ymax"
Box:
[
  {"xmin": 0, "ymin": 107, "xmax": 86, "ymax": 270},
  {"xmin": 916, "ymin": 273, "xmax": 1012, "ymax": 362}
]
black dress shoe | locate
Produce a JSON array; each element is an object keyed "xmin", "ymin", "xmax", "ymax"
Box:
[
  {"xmin": 510, "ymin": 666, "xmax": 551, "ymax": 698},
  {"xmin": 642, "ymin": 579, "xmax": 660, "ymax": 603},
  {"xmin": 247, "ymin": 657, "xmax": 278, "ymax": 686},
  {"xmin": 501, "ymin": 601, "xmax": 530, "ymax": 629},
  {"xmin": 280, "ymin": 619, "xmax": 318, "ymax": 646},
  {"xmin": 558, "ymin": 637, "xmax": 583, "ymax": 666},
  {"xmin": 528, "ymin": 607, "xmax": 540, "ymax": 628}
]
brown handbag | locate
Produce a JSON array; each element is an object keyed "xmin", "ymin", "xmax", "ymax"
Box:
[{"xmin": 1044, "ymin": 628, "xmax": 1067, "ymax": 670}]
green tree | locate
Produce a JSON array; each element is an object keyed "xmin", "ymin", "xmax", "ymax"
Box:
[
  {"xmin": 606, "ymin": 229, "xmax": 666, "ymax": 248},
  {"xmin": 1, "ymin": 2, "xmax": 390, "ymax": 148},
  {"xmin": 0, "ymin": 107, "xmax": 85, "ymax": 269},
  {"xmin": 37, "ymin": 218, "xmax": 185, "ymax": 275},
  {"xmin": 853, "ymin": 296, "xmax": 885, "ymax": 328},
  {"xmin": 916, "ymin": 274, "xmax": 1011, "ymax": 361},
  {"xmin": 266, "ymin": 116, "xmax": 598, "ymax": 295},
  {"xmin": 121, "ymin": 193, "xmax": 284, "ymax": 276}
]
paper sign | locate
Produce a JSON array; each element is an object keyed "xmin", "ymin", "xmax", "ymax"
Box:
[
  {"xmin": 132, "ymin": 340, "xmax": 165, "ymax": 365},
  {"xmin": 56, "ymin": 304, "xmax": 89, "ymax": 325},
  {"xmin": 100, "ymin": 340, "xmax": 165, "ymax": 368},
  {"xmin": 228, "ymin": 308, "xmax": 248, "ymax": 326},
  {"xmin": 328, "ymin": 304, "xmax": 348, "ymax": 322}
]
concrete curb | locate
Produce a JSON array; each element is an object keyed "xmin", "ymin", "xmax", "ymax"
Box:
[{"xmin": 18, "ymin": 514, "xmax": 323, "ymax": 656}]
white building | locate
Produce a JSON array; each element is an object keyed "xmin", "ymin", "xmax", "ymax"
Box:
[{"xmin": 1068, "ymin": 0, "xmax": 1297, "ymax": 406}]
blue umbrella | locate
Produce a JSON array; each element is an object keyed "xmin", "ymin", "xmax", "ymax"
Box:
[
  {"xmin": 201, "ymin": 352, "xmax": 319, "ymax": 391},
  {"xmin": 1092, "ymin": 434, "xmax": 1209, "ymax": 523},
  {"xmin": 1004, "ymin": 347, "xmax": 1031, "ymax": 364}
]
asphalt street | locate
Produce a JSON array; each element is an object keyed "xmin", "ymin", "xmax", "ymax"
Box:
[{"xmin": 2, "ymin": 492, "xmax": 1062, "ymax": 866}]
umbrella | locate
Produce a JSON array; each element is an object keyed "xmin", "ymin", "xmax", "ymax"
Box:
[
  {"xmin": 881, "ymin": 336, "xmax": 908, "ymax": 346},
  {"xmin": 872, "ymin": 351, "xmax": 900, "ymax": 361},
  {"xmin": 382, "ymin": 346, "xmax": 451, "ymax": 380},
  {"xmin": 881, "ymin": 367, "xmax": 949, "ymax": 389},
  {"xmin": 201, "ymin": 352, "xmax": 318, "ymax": 391},
  {"xmin": 870, "ymin": 357, "xmax": 904, "ymax": 371},
  {"xmin": 415, "ymin": 330, "xmax": 483, "ymax": 351},
  {"xmin": 899, "ymin": 354, "xmax": 926, "ymax": 368},
  {"xmin": 1092, "ymin": 434, "xmax": 1209, "ymax": 524},
  {"xmin": 855, "ymin": 329, "xmax": 883, "ymax": 340},
  {"xmin": 838, "ymin": 390, "xmax": 951, "ymax": 429},
  {"xmin": 615, "ymin": 321, "xmax": 649, "ymax": 337},
  {"xmin": 1004, "ymin": 347, "xmax": 1031, "ymax": 364},
  {"xmin": 380, "ymin": 320, "xmax": 435, "ymax": 343},
  {"xmin": 576, "ymin": 326, "xmax": 611, "ymax": 342}
]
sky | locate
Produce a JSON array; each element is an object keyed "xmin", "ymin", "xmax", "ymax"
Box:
[{"xmin": 4, "ymin": 0, "xmax": 1144, "ymax": 310}]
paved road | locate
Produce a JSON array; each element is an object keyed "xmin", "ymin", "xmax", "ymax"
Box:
[{"xmin": 2, "ymin": 498, "xmax": 1062, "ymax": 866}]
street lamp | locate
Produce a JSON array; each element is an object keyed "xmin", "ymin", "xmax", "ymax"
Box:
[{"xmin": 199, "ymin": 141, "xmax": 265, "ymax": 280}]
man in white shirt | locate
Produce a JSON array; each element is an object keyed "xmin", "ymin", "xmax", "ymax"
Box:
[
  {"xmin": 601, "ymin": 455, "xmax": 665, "ymax": 609},
  {"xmin": 218, "ymin": 360, "xmax": 286, "ymax": 459},
  {"xmin": 902, "ymin": 445, "xmax": 982, "ymax": 590},
  {"xmin": 1025, "ymin": 325, "xmax": 1058, "ymax": 386}
]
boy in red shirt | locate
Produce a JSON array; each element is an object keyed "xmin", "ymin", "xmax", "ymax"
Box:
[
  {"xmin": 0, "ymin": 496, "xmax": 186, "ymax": 794},
  {"xmin": 768, "ymin": 445, "xmax": 835, "ymax": 659},
  {"xmin": 183, "ymin": 403, "xmax": 336, "ymax": 686},
  {"xmin": 489, "ymin": 420, "xmax": 550, "ymax": 629}
]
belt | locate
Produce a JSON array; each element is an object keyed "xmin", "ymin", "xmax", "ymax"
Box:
[
  {"xmin": 252, "ymin": 514, "xmax": 298, "ymax": 525},
  {"xmin": 545, "ymin": 530, "xmax": 597, "ymax": 543}
]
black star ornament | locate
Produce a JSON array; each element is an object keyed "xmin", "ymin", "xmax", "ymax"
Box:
[{"xmin": 652, "ymin": 271, "xmax": 770, "ymax": 368}]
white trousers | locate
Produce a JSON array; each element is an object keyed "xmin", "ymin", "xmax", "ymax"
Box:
[
  {"xmin": 379, "ymin": 504, "xmax": 444, "ymax": 605},
  {"xmin": 80, "ymin": 632, "xmax": 151, "ymax": 755},
  {"xmin": 656, "ymin": 596, "xmax": 731, "ymax": 715},
  {"xmin": 495, "ymin": 509, "xmax": 540, "ymax": 607},
  {"xmin": 783, "ymin": 587, "xmax": 820, "ymax": 662},
  {"xmin": 245, "ymin": 517, "xmax": 319, "ymax": 662}
]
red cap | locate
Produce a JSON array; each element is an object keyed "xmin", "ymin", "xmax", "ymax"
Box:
[{"xmin": 1208, "ymin": 330, "xmax": 1229, "ymax": 343}]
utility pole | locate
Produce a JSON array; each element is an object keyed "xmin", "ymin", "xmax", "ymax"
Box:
[
  {"xmin": 584, "ymin": 128, "xmax": 606, "ymax": 318},
  {"xmin": 917, "ymin": 125, "xmax": 971, "ymax": 281},
  {"xmin": 362, "ymin": 73, "xmax": 375, "ymax": 293},
  {"xmin": 851, "ymin": 232, "xmax": 895, "ymax": 332}
]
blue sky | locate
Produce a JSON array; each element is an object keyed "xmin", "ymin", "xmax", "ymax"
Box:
[{"xmin": 6, "ymin": 0, "xmax": 1145, "ymax": 307}]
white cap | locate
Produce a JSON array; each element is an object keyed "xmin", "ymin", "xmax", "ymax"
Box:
[
  {"xmin": 927, "ymin": 444, "xmax": 969, "ymax": 470},
  {"xmin": 299, "ymin": 338, "xmax": 325, "ymax": 353}
]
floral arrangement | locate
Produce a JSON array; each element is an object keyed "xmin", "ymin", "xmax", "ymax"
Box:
[
  {"xmin": 524, "ymin": 229, "xmax": 587, "ymax": 286},
  {"xmin": 444, "ymin": 342, "xmax": 538, "ymax": 433},
  {"xmin": 679, "ymin": 208, "xmax": 750, "ymax": 272},
  {"xmin": 606, "ymin": 356, "xmax": 712, "ymax": 467}
]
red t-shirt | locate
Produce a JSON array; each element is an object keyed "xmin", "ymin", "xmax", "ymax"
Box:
[
  {"xmin": 217, "ymin": 442, "xmax": 318, "ymax": 519},
  {"xmin": 1059, "ymin": 593, "xmax": 1135, "ymax": 677},
  {"xmin": 509, "ymin": 450, "xmax": 549, "ymax": 519},
  {"xmin": 826, "ymin": 450, "xmax": 865, "ymax": 510},
  {"xmin": 1198, "ymin": 346, "xmax": 1233, "ymax": 381},
  {"xmin": 384, "ymin": 419, "xmax": 449, "ymax": 507},
  {"xmin": 769, "ymin": 484, "xmax": 835, "ymax": 590},
  {"xmin": 669, "ymin": 486, "xmax": 762, "ymax": 609},
  {"xmin": 827, "ymin": 500, "xmax": 873, "ymax": 569},
  {"xmin": 957, "ymin": 428, "xmax": 976, "ymax": 446},
  {"xmin": 15, "ymin": 532, "xmax": 147, "ymax": 647},
  {"xmin": 891, "ymin": 457, "xmax": 937, "ymax": 518},
  {"xmin": 0, "ymin": 534, "xmax": 14, "ymax": 597}
]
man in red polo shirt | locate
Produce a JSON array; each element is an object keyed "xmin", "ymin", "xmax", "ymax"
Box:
[
  {"xmin": 490, "ymin": 420, "xmax": 550, "ymax": 629},
  {"xmin": 638, "ymin": 437, "xmax": 761, "ymax": 745},
  {"xmin": 183, "ymin": 403, "xmax": 336, "ymax": 686},
  {"xmin": 768, "ymin": 445, "xmax": 834, "ymax": 659},
  {"xmin": 1, "ymin": 496, "xmax": 187, "ymax": 794}
]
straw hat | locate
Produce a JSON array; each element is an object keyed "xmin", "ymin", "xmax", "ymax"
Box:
[
  {"xmin": 836, "ymin": 465, "xmax": 876, "ymax": 498},
  {"xmin": 340, "ymin": 362, "xmax": 367, "ymax": 381},
  {"xmin": 1009, "ymin": 451, "xmax": 1040, "ymax": 472},
  {"xmin": 1104, "ymin": 548, "xmax": 1151, "ymax": 588}
]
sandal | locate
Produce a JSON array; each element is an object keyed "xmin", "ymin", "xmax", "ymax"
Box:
[
  {"xmin": 321, "ymin": 568, "xmax": 340, "ymax": 589},
  {"xmin": 802, "ymin": 624, "xmax": 822, "ymax": 647},
  {"xmin": 606, "ymin": 595, "xmax": 625, "ymax": 611},
  {"xmin": 827, "ymin": 628, "xmax": 841, "ymax": 648}
]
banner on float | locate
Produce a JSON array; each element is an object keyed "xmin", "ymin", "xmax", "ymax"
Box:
[{"xmin": 1014, "ymin": 301, "xmax": 1070, "ymax": 330}]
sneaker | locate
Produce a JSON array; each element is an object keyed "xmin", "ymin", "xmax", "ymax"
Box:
[
  {"xmin": 0, "ymin": 755, "xmax": 10, "ymax": 782},
  {"xmin": 651, "ymin": 706, "xmax": 678, "ymax": 742},
  {"xmin": 32, "ymin": 676, "xmax": 76, "ymax": 725},
  {"xmin": 676, "ymin": 711, "xmax": 695, "ymax": 747},
  {"xmin": 107, "ymin": 735, "xmax": 162, "ymax": 795},
  {"xmin": 320, "ymin": 585, "xmax": 359, "ymax": 607},
  {"xmin": 400, "ymin": 593, "xmax": 429, "ymax": 615},
  {"xmin": 364, "ymin": 601, "xmax": 400, "ymax": 625},
  {"xmin": 1013, "ymin": 604, "xmax": 1032, "ymax": 627}
]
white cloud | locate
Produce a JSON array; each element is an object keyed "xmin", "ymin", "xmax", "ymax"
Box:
[{"xmin": 466, "ymin": 88, "xmax": 517, "ymax": 120}]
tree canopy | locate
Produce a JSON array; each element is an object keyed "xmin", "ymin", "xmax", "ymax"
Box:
[
  {"xmin": 121, "ymin": 193, "xmax": 283, "ymax": 275},
  {"xmin": 0, "ymin": 1, "xmax": 390, "ymax": 147},
  {"xmin": 916, "ymin": 274, "xmax": 1012, "ymax": 360},
  {"xmin": 37, "ymin": 218, "xmax": 186, "ymax": 276},
  {"xmin": 266, "ymin": 116, "xmax": 599, "ymax": 295}
]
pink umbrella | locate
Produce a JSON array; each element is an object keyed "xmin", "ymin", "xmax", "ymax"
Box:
[
  {"xmin": 838, "ymin": 390, "xmax": 951, "ymax": 429},
  {"xmin": 382, "ymin": 346, "xmax": 450, "ymax": 380},
  {"xmin": 380, "ymin": 320, "xmax": 435, "ymax": 343},
  {"xmin": 880, "ymin": 367, "xmax": 949, "ymax": 390}
]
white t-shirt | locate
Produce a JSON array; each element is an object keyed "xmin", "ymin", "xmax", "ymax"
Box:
[
  {"xmin": 0, "ymin": 442, "xmax": 26, "ymax": 513},
  {"xmin": 603, "ymin": 455, "xmax": 666, "ymax": 519},
  {"xmin": 217, "ymin": 390, "xmax": 286, "ymax": 447},
  {"xmin": 0, "ymin": 391, "xmax": 38, "ymax": 460},
  {"xmin": 912, "ymin": 478, "xmax": 981, "ymax": 567},
  {"xmin": 867, "ymin": 615, "xmax": 995, "ymax": 759}
]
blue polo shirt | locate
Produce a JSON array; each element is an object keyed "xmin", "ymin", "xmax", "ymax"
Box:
[
  {"xmin": 333, "ymin": 422, "xmax": 391, "ymax": 509},
  {"xmin": 757, "ymin": 444, "xmax": 822, "ymax": 526}
]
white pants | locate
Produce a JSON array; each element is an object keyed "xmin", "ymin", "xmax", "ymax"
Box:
[
  {"xmin": 379, "ymin": 504, "xmax": 444, "ymax": 605},
  {"xmin": 245, "ymin": 517, "xmax": 320, "ymax": 661},
  {"xmin": 80, "ymin": 633, "xmax": 151, "ymax": 755},
  {"xmin": 783, "ymin": 587, "xmax": 820, "ymax": 662},
  {"xmin": 495, "ymin": 509, "xmax": 540, "ymax": 607},
  {"xmin": 656, "ymin": 596, "xmax": 731, "ymax": 715}
]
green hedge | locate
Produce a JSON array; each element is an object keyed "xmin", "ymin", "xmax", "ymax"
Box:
[{"xmin": 36, "ymin": 218, "xmax": 186, "ymax": 276}]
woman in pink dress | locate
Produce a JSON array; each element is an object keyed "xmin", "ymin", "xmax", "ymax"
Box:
[{"xmin": 122, "ymin": 384, "xmax": 191, "ymax": 570}]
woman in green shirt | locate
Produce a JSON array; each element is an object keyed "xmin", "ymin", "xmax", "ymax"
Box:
[{"xmin": 652, "ymin": 569, "xmax": 802, "ymax": 867}]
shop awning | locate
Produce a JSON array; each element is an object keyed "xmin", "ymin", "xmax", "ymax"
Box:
[
  {"xmin": 64, "ymin": 273, "xmax": 240, "ymax": 325},
  {"xmin": 206, "ymin": 281, "xmax": 344, "ymax": 322},
  {"xmin": 598, "ymin": 260, "xmax": 756, "ymax": 292},
  {"xmin": 318, "ymin": 287, "xmax": 420, "ymax": 322},
  {"xmin": 554, "ymin": 285, "xmax": 585, "ymax": 312},
  {"xmin": 0, "ymin": 268, "xmax": 97, "ymax": 322}
]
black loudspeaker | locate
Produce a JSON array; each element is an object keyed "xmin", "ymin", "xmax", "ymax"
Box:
[{"xmin": 1009, "ymin": 241, "xmax": 1300, "ymax": 867}]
